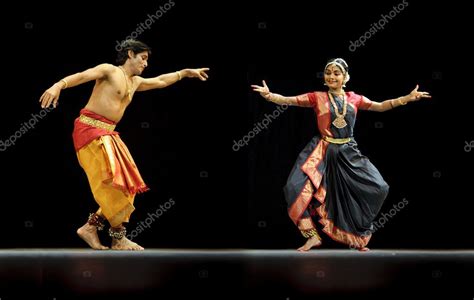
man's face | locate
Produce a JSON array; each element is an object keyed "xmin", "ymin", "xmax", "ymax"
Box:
[{"xmin": 130, "ymin": 51, "xmax": 149, "ymax": 75}]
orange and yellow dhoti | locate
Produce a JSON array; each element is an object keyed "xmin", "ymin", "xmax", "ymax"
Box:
[{"xmin": 73, "ymin": 109, "xmax": 149, "ymax": 227}]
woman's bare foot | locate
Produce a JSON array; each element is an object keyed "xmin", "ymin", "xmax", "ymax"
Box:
[
  {"xmin": 358, "ymin": 247, "xmax": 370, "ymax": 252},
  {"xmin": 111, "ymin": 237, "xmax": 144, "ymax": 251},
  {"xmin": 77, "ymin": 224, "xmax": 109, "ymax": 250},
  {"xmin": 297, "ymin": 236, "xmax": 322, "ymax": 252}
]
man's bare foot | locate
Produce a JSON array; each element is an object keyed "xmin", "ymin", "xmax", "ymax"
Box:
[
  {"xmin": 77, "ymin": 224, "xmax": 109, "ymax": 250},
  {"xmin": 111, "ymin": 237, "xmax": 144, "ymax": 251},
  {"xmin": 297, "ymin": 236, "xmax": 322, "ymax": 252}
]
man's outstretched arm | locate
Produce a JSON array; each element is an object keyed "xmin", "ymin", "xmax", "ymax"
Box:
[
  {"xmin": 39, "ymin": 63, "xmax": 115, "ymax": 108},
  {"xmin": 136, "ymin": 68, "xmax": 209, "ymax": 91}
]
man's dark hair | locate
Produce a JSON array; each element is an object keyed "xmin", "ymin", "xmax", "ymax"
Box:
[{"xmin": 116, "ymin": 39, "xmax": 152, "ymax": 65}]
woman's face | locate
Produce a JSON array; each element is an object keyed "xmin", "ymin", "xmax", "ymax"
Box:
[{"xmin": 324, "ymin": 64, "xmax": 345, "ymax": 89}]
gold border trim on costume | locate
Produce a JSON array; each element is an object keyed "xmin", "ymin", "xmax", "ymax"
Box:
[
  {"xmin": 323, "ymin": 136, "xmax": 351, "ymax": 144},
  {"xmin": 79, "ymin": 115, "xmax": 116, "ymax": 131}
]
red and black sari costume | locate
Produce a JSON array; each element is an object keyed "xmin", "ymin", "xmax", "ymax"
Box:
[{"xmin": 285, "ymin": 91, "xmax": 389, "ymax": 249}]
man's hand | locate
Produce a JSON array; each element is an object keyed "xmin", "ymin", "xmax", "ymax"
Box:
[
  {"xmin": 184, "ymin": 68, "xmax": 210, "ymax": 81},
  {"xmin": 39, "ymin": 83, "xmax": 62, "ymax": 108}
]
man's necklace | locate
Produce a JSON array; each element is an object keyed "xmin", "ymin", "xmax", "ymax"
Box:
[{"xmin": 119, "ymin": 66, "xmax": 132, "ymax": 101}]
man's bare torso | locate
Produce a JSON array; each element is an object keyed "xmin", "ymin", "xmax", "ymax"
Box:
[{"xmin": 84, "ymin": 66, "xmax": 135, "ymax": 123}]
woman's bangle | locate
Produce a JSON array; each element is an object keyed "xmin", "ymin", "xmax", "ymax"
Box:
[
  {"xmin": 398, "ymin": 97, "xmax": 407, "ymax": 105},
  {"xmin": 176, "ymin": 71, "xmax": 182, "ymax": 81}
]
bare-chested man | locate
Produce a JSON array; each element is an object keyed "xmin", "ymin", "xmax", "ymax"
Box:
[{"xmin": 39, "ymin": 39, "xmax": 209, "ymax": 251}]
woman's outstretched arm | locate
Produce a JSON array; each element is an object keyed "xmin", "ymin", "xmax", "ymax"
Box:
[
  {"xmin": 368, "ymin": 85, "xmax": 431, "ymax": 112},
  {"xmin": 251, "ymin": 80, "xmax": 301, "ymax": 106}
]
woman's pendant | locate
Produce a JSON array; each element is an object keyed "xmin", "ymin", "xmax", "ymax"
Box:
[{"xmin": 332, "ymin": 116, "xmax": 347, "ymax": 129}]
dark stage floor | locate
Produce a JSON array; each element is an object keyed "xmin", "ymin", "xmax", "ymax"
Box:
[{"xmin": 1, "ymin": 249, "xmax": 473, "ymax": 299}]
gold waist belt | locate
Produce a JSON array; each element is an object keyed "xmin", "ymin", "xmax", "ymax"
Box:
[
  {"xmin": 79, "ymin": 115, "xmax": 116, "ymax": 131},
  {"xmin": 323, "ymin": 136, "xmax": 351, "ymax": 144}
]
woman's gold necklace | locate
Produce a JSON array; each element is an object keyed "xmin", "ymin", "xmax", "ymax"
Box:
[{"xmin": 328, "ymin": 92, "xmax": 347, "ymax": 129}]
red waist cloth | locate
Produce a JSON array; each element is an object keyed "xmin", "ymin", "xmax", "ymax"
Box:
[
  {"xmin": 72, "ymin": 108, "xmax": 118, "ymax": 151},
  {"xmin": 73, "ymin": 108, "xmax": 149, "ymax": 195}
]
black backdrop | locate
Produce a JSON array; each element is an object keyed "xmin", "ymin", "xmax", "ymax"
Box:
[{"xmin": 1, "ymin": 0, "xmax": 471, "ymax": 250}]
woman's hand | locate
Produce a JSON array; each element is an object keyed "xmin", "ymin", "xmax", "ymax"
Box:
[
  {"xmin": 407, "ymin": 84, "xmax": 431, "ymax": 102},
  {"xmin": 251, "ymin": 80, "xmax": 272, "ymax": 101}
]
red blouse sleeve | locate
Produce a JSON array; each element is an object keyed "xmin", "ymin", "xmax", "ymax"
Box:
[
  {"xmin": 296, "ymin": 92, "xmax": 318, "ymax": 107},
  {"xmin": 358, "ymin": 94, "xmax": 373, "ymax": 110}
]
